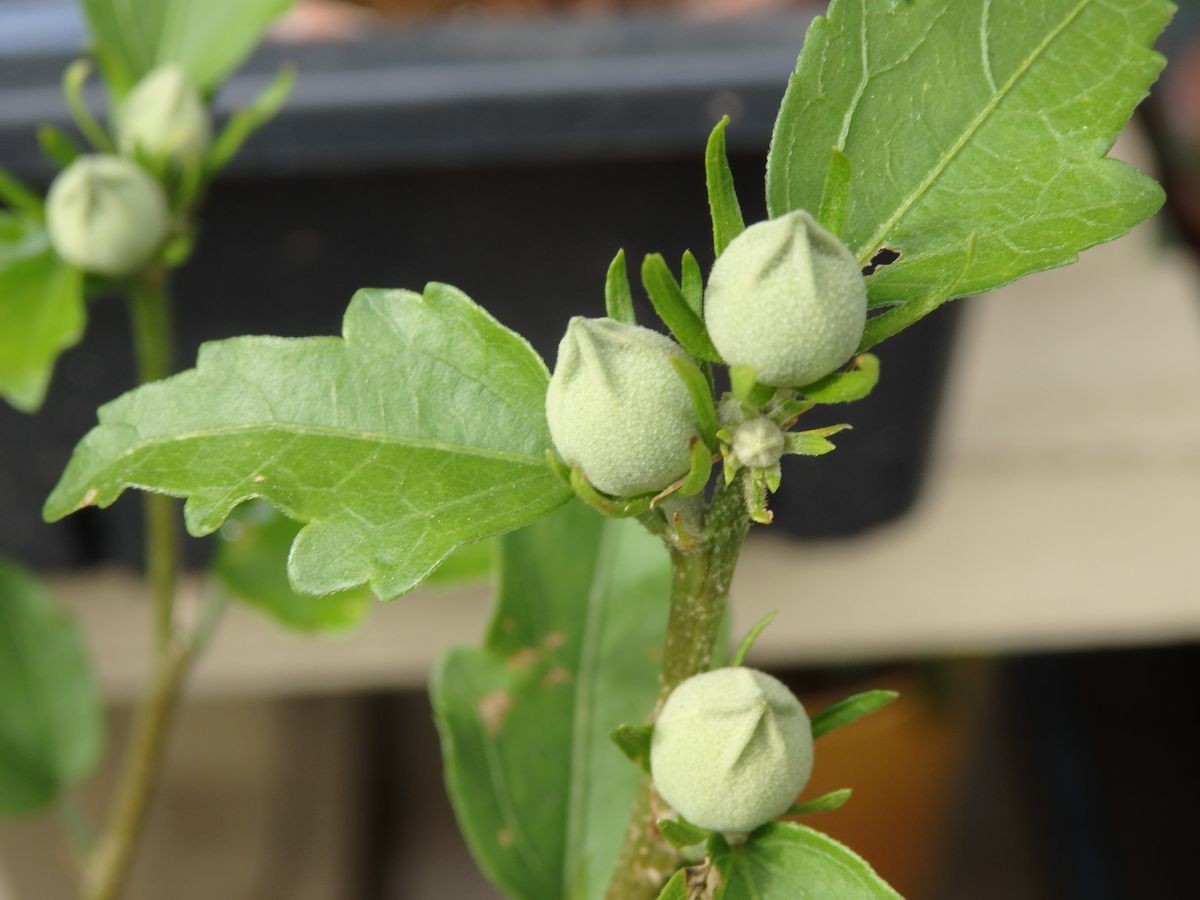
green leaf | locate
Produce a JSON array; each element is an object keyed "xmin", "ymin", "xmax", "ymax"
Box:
[
  {"xmin": 641, "ymin": 254, "xmax": 722, "ymax": 363},
  {"xmin": 431, "ymin": 502, "xmax": 672, "ymax": 900},
  {"xmin": 206, "ymin": 65, "xmax": 296, "ymax": 174},
  {"xmin": 669, "ymin": 356, "xmax": 719, "ymax": 450},
  {"xmin": 783, "ymin": 424, "xmax": 851, "ymax": 458},
  {"xmin": 798, "ymin": 354, "xmax": 880, "ymax": 405},
  {"xmin": 62, "ymin": 59, "xmax": 114, "ymax": 152},
  {"xmin": 657, "ymin": 869, "xmax": 689, "ymax": 900},
  {"xmin": 0, "ymin": 215, "xmax": 86, "ymax": 413},
  {"xmin": 811, "ymin": 690, "xmax": 899, "ymax": 739},
  {"xmin": 425, "ymin": 538, "xmax": 498, "ymax": 588},
  {"xmin": 604, "ymin": 249, "xmax": 636, "ymax": 325},
  {"xmin": 44, "ymin": 284, "xmax": 572, "ymax": 598},
  {"xmin": 213, "ymin": 503, "xmax": 371, "ymax": 633},
  {"xmin": 659, "ymin": 817, "xmax": 709, "ymax": 849},
  {"xmin": 0, "ymin": 560, "xmax": 104, "ymax": 815},
  {"xmin": 817, "ymin": 146, "xmax": 852, "ymax": 239},
  {"xmin": 81, "ymin": 0, "xmax": 295, "ymax": 95},
  {"xmin": 786, "ymin": 788, "xmax": 852, "ymax": 816},
  {"xmin": 767, "ymin": 0, "xmax": 1171, "ymax": 347},
  {"xmin": 729, "ymin": 609, "xmax": 777, "ymax": 667},
  {"xmin": 705, "ymin": 116, "xmax": 745, "ymax": 258},
  {"xmin": 680, "ymin": 251, "xmax": 703, "ymax": 316},
  {"xmin": 0, "ymin": 166, "xmax": 43, "ymax": 220},
  {"xmin": 711, "ymin": 822, "xmax": 900, "ymax": 899},
  {"xmin": 609, "ymin": 723, "xmax": 653, "ymax": 773}
]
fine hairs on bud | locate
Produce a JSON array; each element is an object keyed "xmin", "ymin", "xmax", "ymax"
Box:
[
  {"xmin": 730, "ymin": 416, "xmax": 785, "ymax": 470},
  {"xmin": 546, "ymin": 317, "xmax": 698, "ymax": 497},
  {"xmin": 118, "ymin": 64, "xmax": 212, "ymax": 165},
  {"xmin": 705, "ymin": 209, "xmax": 867, "ymax": 387},
  {"xmin": 651, "ymin": 667, "xmax": 813, "ymax": 834},
  {"xmin": 46, "ymin": 155, "xmax": 170, "ymax": 276}
]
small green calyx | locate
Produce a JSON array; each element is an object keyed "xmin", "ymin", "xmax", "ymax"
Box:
[
  {"xmin": 546, "ymin": 317, "xmax": 699, "ymax": 497},
  {"xmin": 650, "ymin": 667, "xmax": 813, "ymax": 834},
  {"xmin": 705, "ymin": 210, "xmax": 867, "ymax": 388},
  {"xmin": 118, "ymin": 65, "xmax": 212, "ymax": 165},
  {"xmin": 730, "ymin": 417, "xmax": 785, "ymax": 470},
  {"xmin": 46, "ymin": 155, "xmax": 170, "ymax": 276}
]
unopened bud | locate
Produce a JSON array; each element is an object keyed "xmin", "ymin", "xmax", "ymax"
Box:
[
  {"xmin": 546, "ymin": 317, "xmax": 698, "ymax": 497},
  {"xmin": 731, "ymin": 417, "xmax": 785, "ymax": 469},
  {"xmin": 118, "ymin": 65, "xmax": 211, "ymax": 165},
  {"xmin": 705, "ymin": 210, "xmax": 867, "ymax": 387},
  {"xmin": 651, "ymin": 667, "xmax": 813, "ymax": 833},
  {"xmin": 46, "ymin": 155, "xmax": 170, "ymax": 276}
]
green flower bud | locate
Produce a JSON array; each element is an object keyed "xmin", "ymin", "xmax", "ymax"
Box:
[
  {"xmin": 46, "ymin": 155, "xmax": 170, "ymax": 276},
  {"xmin": 118, "ymin": 65, "xmax": 211, "ymax": 165},
  {"xmin": 731, "ymin": 416, "xmax": 785, "ymax": 469},
  {"xmin": 546, "ymin": 317, "xmax": 698, "ymax": 497},
  {"xmin": 651, "ymin": 667, "xmax": 813, "ymax": 834},
  {"xmin": 705, "ymin": 210, "xmax": 867, "ymax": 388}
]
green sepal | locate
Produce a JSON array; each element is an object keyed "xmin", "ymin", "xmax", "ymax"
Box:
[
  {"xmin": 730, "ymin": 365, "xmax": 759, "ymax": 402},
  {"xmin": 36, "ymin": 125, "xmax": 84, "ymax": 169},
  {"xmin": 659, "ymin": 817, "xmax": 710, "ymax": 849},
  {"xmin": 604, "ymin": 248, "xmax": 637, "ymax": 324},
  {"xmin": 669, "ymin": 355, "xmax": 718, "ymax": 450},
  {"xmin": 610, "ymin": 723, "xmax": 653, "ymax": 773},
  {"xmin": 786, "ymin": 788, "xmax": 852, "ymax": 816},
  {"xmin": 799, "ymin": 354, "xmax": 880, "ymax": 404},
  {"xmin": 772, "ymin": 399, "xmax": 814, "ymax": 428},
  {"xmin": 546, "ymin": 449, "xmax": 572, "ymax": 485},
  {"xmin": 677, "ymin": 437, "xmax": 713, "ymax": 498},
  {"xmin": 705, "ymin": 115, "xmax": 745, "ymax": 258},
  {"xmin": 763, "ymin": 464, "xmax": 782, "ymax": 494},
  {"xmin": 641, "ymin": 253, "xmax": 721, "ymax": 363},
  {"xmin": 680, "ymin": 250, "xmax": 703, "ymax": 315},
  {"xmin": 62, "ymin": 59, "xmax": 115, "ymax": 153},
  {"xmin": 0, "ymin": 166, "xmax": 43, "ymax": 220},
  {"xmin": 206, "ymin": 65, "xmax": 296, "ymax": 174},
  {"xmin": 744, "ymin": 473, "xmax": 772, "ymax": 525},
  {"xmin": 811, "ymin": 690, "xmax": 899, "ymax": 739},
  {"xmin": 730, "ymin": 609, "xmax": 777, "ymax": 667},
  {"xmin": 571, "ymin": 466, "xmax": 654, "ymax": 519},
  {"xmin": 656, "ymin": 869, "xmax": 689, "ymax": 900},
  {"xmin": 817, "ymin": 146, "xmax": 852, "ymax": 239},
  {"xmin": 784, "ymin": 424, "xmax": 851, "ymax": 457}
]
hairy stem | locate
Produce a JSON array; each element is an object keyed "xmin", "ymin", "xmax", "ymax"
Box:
[
  {"xmin": 126, "ymin": 275, "xmax": 178, "ymax": 653},
  {"xmin": 604, "ymin": 477, "xmax": 750, "ymax": 900},
  {"xmin": 82, "ymin": 637, "xmax": 193, "ymax": 900}
]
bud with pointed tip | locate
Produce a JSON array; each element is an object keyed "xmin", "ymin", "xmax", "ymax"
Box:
[
  {"xmin": 46, "ymin": 155, "xmax": 170, "ymax": 276},
  {"xmin": 730, "ymin": 416, "xmax": 785, "ymax": 470},
  {"xmin": 651, "ymin": 667, "xmax": 813, "ymax": 833},
  {"xmin": 546, "ymin": 317, "xmax": 698, "ymax": 497},
  {"xmin": 705, "ymin": 210, "xmax": 867, "ymax": 388},
  {"xmin": 118, "ymin": 64, "xmax": 212, "ymax": 165}
]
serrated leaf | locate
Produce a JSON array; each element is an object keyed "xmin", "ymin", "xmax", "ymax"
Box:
[
  {"xmin": 0, "ymin": 560, "xmax": 104, "ymax": 815},
  {"xmin": 798, "ymin": 354, "xmax": 880, "ymax": 404},
  {"xmin": 712, "ymin": 822, "xmax": 900, "ymax": 899},
  {"xmin": 705, "ymin": 116, "xmax": 745, "ymax": 258},
  {"xmin": 431, "ymin": 502, "xmax": 671, "ymax": 900},
  {"xmin": 424, "ymin": 538, "xmax": 498, "ymax": 588},
  {"xmin": 45, "ymin": 284, "xmax": 571, "ymax": 598},
  {"xmin": 81, "ymin": 0, "xmax": 295, "ymax": 95},
  {"xmin": 0, "ymin": 215, "xmax": 85, "ymax": 413},
  {"xmin": 213, "ymin": 503, "xmax": 371, "ymax": 633},
  {"xmin": 811, "ymin": 689, "xmax": 899, "ymax": 739},
  {"xmin": 767, "ymin": 0, "xmax": 1171, "ymax": 348}
]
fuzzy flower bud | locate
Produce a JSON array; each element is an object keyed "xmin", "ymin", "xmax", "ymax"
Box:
[
  {"xmin": 546, "ymin": 317, "xmax": 698, "ymax": 497},
  {"xmin": 118, "ymin": 65, "xmax": 211, "ymax": 165},
  {"xmin": 705, "ymin": 210, "xmax": 867, "ymax": 387},
  {"xmin": 731, "ymin": 416, "xmax": 785, "ymax": 469},
  {"xmin": 46, "ymin": 155, "xmax": 170, "ymax": 276},
  {"xmin": 651, "ymin": 667, "xmax": 813, "ymax": 834}
]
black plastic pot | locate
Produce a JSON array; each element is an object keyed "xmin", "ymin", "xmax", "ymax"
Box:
[{"xmin": 0, "ymin": 9, "xmax": 960, "ymax": 570}]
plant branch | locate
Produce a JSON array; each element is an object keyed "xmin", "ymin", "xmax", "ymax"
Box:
[
  {"xmin": 604, "ymin": 475, "xmax": 750, "ymax": 900},
  {"xmin": 126, "ymin": 274, "xmax": 178, "ymax": 653}
]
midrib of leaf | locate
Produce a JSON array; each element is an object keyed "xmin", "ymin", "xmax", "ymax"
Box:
[
  {"xmin": 104, "ymin": 421, "xmax": 550, "ymax": 468},
  {"xmin": 854, "ymin": 0, "xmax": 1092, "ymax": 264},
  {"xmin": 562, "ymin": 521, "xmax": 618, "ymax": 897}
]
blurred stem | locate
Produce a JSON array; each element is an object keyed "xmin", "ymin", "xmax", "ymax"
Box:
[
  {"xmin": 56, "ymin": 791, "xmax": 94, "ymax": 864},
  {"xmin": 604, "ymin": 475, "xmax": 749, "ymax": 900},
  {"xmin": 126, "ymin": 274, "xmax": 178, "ymax": 653}
]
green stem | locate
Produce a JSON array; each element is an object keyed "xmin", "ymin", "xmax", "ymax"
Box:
[
  {"xmin": 604, "ymin": 477, "xmax": 750, "ymax": 900},
  {"xmin": 82, "ymin": 637, "xmax": 194, "ymax": 900},
  {"xmin": 126, "ymin": 275, "xmax": 178, "ymax": 653}
]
